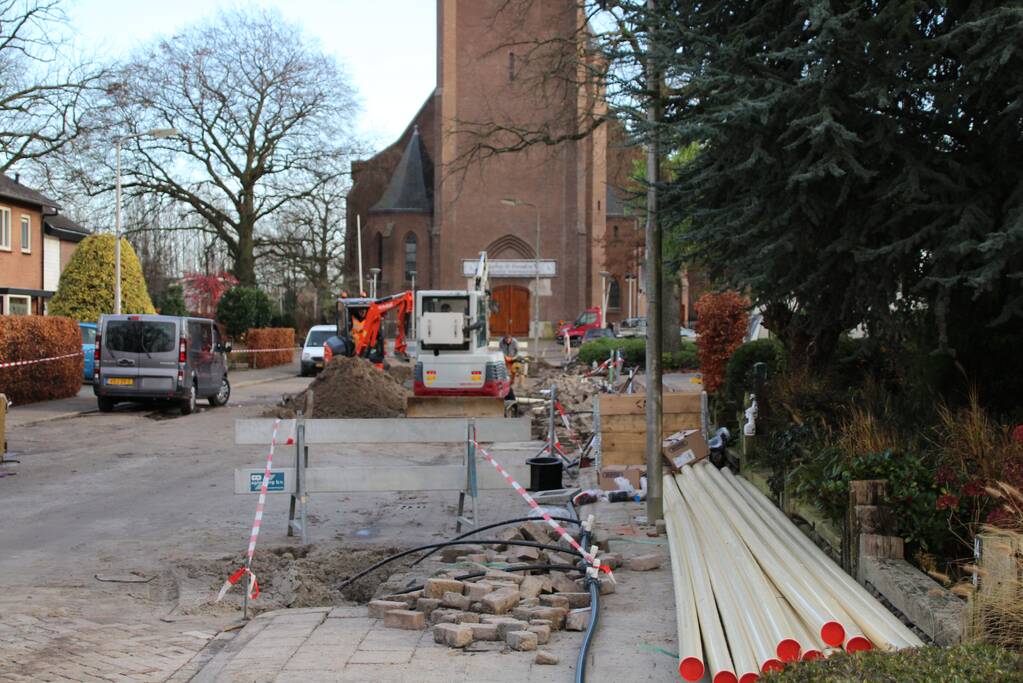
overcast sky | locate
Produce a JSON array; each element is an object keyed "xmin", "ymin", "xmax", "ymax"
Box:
[{"xmin": 69, "ymin": 0, "xmax": 437, "ymax": 150}]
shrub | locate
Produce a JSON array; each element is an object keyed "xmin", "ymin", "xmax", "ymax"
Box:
[
  {"xmin": 576, "ymin": 338, "xmax": 699, "ymax": 370},
  {"xmin": 243, "ymin": 328, "xmax": 295, "ymax": 368},
  {"xmin": 217, "ymin": 286, "xmax": 273, "ymax": 339},
  {"xmin": 0, "ymin": 316, "xmax": 83, "ymax": 405},
  {"xmin": 725, "ymin": 338, "xmax": 785, "ymax": 403},
  {"xmin": 763, "ymin": 644, "xmax": 1023, "ymax": 682},
  {"xmin": 694, "ymin": 291, "xmax": 749, "ymax": 393},
  {"xmin": 48, "ymin": 234, "xmax": 156, "ymax": 322},
  {"xmin": 153, "ymin": 283, "xmax": 188, "ymax": 316}
]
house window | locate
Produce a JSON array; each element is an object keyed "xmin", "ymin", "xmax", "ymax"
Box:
[
  {"xmin": 608, "ymin": 278, "xmax": 621, "ymax": 309},
  {"xmin": 508, "ymin": 52, "xmax": 516, "ymax": 81},
  {"xmin": 6, "ymin": 295, "xmax": 31, "ymax": 315},
  {"xmin": 0, "ymin": 208, "xmax": 10, "ymax": 250},
  {"xmin": 20, "ymin": 215, "xmax": 30, "ymax": 253},
  {"xmin": 404, "ymin": 233, "xmax": 417, "ymax": 282}
]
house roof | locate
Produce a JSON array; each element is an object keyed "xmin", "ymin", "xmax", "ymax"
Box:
[
  {"xmin": 44, "ymin": 213, "xmax": 91, "ymax": 243},
  {"xmin": 370, "ymin": 126, "xmax": 433, "ymax": 214},
  {"xmin": 0, "ymin": 173, "xmax": 59, "ymax": 210}
]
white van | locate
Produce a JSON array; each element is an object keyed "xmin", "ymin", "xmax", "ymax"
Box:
[{"xmin": 300, "ymin": 324, "xmax": 336, "ymax": 376}]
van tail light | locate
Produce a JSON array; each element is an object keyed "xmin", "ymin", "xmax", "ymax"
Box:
[
  {"xmin": 179, "ymin": 337, "xmax": 187, "ymax": 363},
  {"xmin": 94, "ymin": 334, "xmax": 101, "ymax": 364},
  {"xmin": 323, "ymin": 342, "xmax": 333, "ymax": 365}
]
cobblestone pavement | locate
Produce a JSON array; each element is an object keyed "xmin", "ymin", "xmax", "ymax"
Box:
[{"xmin": 0, "ymin": 612, "xmax": 217, "ymax": 683}]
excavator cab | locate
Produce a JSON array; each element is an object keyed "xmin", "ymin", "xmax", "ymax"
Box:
[{"xmin": 324, "ymin": 292, "xmax": 413, "ymax": 368}]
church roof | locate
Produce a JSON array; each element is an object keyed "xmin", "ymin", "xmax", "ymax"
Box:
[{"xmin": 370, "ymin": 126, "xmax": 433, "ymax": 214}]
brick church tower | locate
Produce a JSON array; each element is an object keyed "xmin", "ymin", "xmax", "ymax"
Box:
[{"xmin": 347, "ymin": 0, "xmax": 645, "ymax": 335}]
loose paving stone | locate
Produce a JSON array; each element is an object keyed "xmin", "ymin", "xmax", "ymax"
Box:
[
  {"xmin": 383, "ymin": 610, "xmax": 425, "ymax": 630},
  {"xmin": 481, "ymin": 587, "xmax": 520, "ymax": 614},
  {"xmin": 529, "ymin": 619, "xmax": 553, "ymax": 628},
  {"xmin": 368, "ymin": 600, "xmax": 408, "ymax": 619},
  {"xmin": 416, "ymin": 598, "xmax": 442, "ymax": 617},
  {"xmin": 519, "ymin": 575, "xmax": 544, "ymax": 599},
  {"xmin": 485, "ymin": 570, "xmax": 526, "ymax": 585},
  {"xmin": 626, "ymin": 553, "xmax": 663, "ymax": 572},
  {"xmin": 432, "ymin": 623, "xmax": 473, "ymax": 648},
  {"xmin": 566, "ymin": 608, "xmax": 591, "ymax": 631},
  {"xmin": 441, "ymin": 591, "xmax": 471, "ymax": 611},
  {"xmin": 535, "ymin": 650, "xmax": 560, "ymax": 665},
  {"xmin": 463, "ymin": 582, "xmax": 493, "ymax": 601},
  {"xmin": 527, "ymin": 624, "xmax": 551, "ymax": 645},
  {"xmin": 539, "ymin": 594, "xmax": 569, "ymax": 609},
  {"xmin": 424, "ymin": 578, "xmax": 465, "ymax": 599},
  {"xmin": 561, "ymin": 592, "xmax": 591, "ymax": 608},
  {"xmin": 469, "ymin": 623, "xmax": 501, "ymax": 641},
  {"xmin": 506, "ymin": 630, "xmax": 538, "ymax": 652},
  {"xmin": 496, "ymin": 620, "xmax": 529, "ymax": 640}
]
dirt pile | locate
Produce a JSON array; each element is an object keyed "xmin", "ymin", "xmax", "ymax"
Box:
[
  {"xmin": 268, "ymin": 356, "xmax": 408, "ymax": 419},
  {"xmin": 385, "ymin": 363, "xmax": 413, "ymax": 387},
  {"xmin": 174, "ymin": 543, "xmax": 411, "ymax": 614}
]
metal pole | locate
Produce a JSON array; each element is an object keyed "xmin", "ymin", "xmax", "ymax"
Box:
[
  {"xmin": 114, "ymin": 138, "xmax": 122, "ymax": 315},
  {"xmin": 645, "ymin": 0, "xmax": 663, "ymax": 523},
  {"xmin": 533, "ymin": 206, "xmax": 540, "ymax": 362},
  {"xmin": 356, "ymin": 215, "xmax": 364, "ymax": 295},
  {"xmin": 548, "ymin": 385, "xmax": 556, "ymax": 459}
]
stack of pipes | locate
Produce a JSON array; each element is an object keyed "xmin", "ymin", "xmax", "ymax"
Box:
[{"xmin": 663, "ymin": 462, "xmax": 924, "ymax": 683}]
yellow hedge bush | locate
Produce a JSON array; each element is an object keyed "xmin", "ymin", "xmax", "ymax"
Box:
[
  {"xmin": 49, "ymin": 234, "xmax": 155, "ymax": 322},
  {"xmin": 0, "ymin": 316, "xmax": 83, "ymax": 405},
  {"xmin": 243, "ymin": 328, "xmax": 295, "ymax": 368}
]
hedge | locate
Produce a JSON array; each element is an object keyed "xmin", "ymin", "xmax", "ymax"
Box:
[
  {"xmin": 577, "ymin": 338, "xmax": 699, "ymax": 371},
  {"xmin": 48, "ymin": 234, "xmax": 155, "ymax": 322},
  {"xmin": 694, "ymin": 291, "xmax": 749, "ymax": 393},
  {"xmin": 763, "ymin": 644, "xmax": 1023, "ymax": 682},
  {"xmin": 243, "ymin": 328, "xmax": 295, "ymax": 368},
  {"xmin": 0, "ymin": 316, "xmax": 83, "ymax": 405},
  {"xmin": 725, "ymin": 338, "xmax": 785, "ymax": 403}
]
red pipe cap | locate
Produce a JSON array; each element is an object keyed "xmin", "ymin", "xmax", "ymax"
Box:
[
  {"xmin": 845, "ymin": 636, "xmax": 873, "ymax": 653},
  {"xmin": 760, "ymin": 659, "xmax": 784, "ymax": 673},
  {"xmin": 713, "ymin": 672, "xmax": 739, "ymax": 683},
  {"xmin": 821, "ymin": 621, "xmax": 846, "ymax": 647},
  {"xmin": 739, "ymin": 674, "xmax": 760, "ymax": 683},
  {"xmin": 802, "ymin": 649, "xmax": 823, "ymax": 661},
  {"xmin": 777, "ymin": 638, "xmax": 801, "ymax": 662},
  {"xmin": 679, "ymin": 657, "xmax": 705, "ymax": 682}
]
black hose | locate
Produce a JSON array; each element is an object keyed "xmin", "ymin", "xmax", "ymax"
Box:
[
  {"xmin": 410, "ymin": 516, "xmax": 581, "ymax": 567},
  {"xmin": 388, "ymin": 563, "xmax": 580, "ymax": 595},
  {"xmin": 337, "ymin": 539, "xmax": 582, "ymax": 592},
  {"xmin": 575, "ymin": 578, "xmax": 601, "ymax": 683}
]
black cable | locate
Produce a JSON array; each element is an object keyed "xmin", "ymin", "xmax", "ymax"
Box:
[
  {"xmin": 337, "ymin": 539, "xmax": 582, "ymax": 592},
  {"xmin": 388, "ymin": 563, "xmax": 580, "ymax": 595},
  {"xmin": 410, "ymin": 516, "xmax": 581, "ymax": 567},
  {"xmin": 576, "ymin": 578, "xmax": 600, "ymax": 683}
]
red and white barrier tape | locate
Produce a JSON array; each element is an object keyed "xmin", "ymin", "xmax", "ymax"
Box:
[
  {"xmin": 472, "ymin": 439, "xmax": 613, "ymax": 581},
  {"xmin": 229, "ymin": 347, "xmax": 300, "ymax": 354},
  {"xmin": 217, "ymin": 418, "xmax": 294, "ymax": 602},
  {"xmin": 0, "ymin": 351, "xmax": 83, "ymax": 369},
  {"xmin": 554, "ymin": 401, "xmax": 585, "ymax": 453}
]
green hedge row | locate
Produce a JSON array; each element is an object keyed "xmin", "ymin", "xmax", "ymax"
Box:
[{"xmin": 577, "ymin": 338, "xmax": 699, "ymax": 371}]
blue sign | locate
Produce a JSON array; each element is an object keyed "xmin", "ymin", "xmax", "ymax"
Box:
[{"xmin": 250, "ymin": 471, "xmax": 285, "ymax": 493}]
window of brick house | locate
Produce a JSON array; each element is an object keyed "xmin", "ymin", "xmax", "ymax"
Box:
[
  {"xmin": 404, "ymin": 233, "xmax": 417, "ymax": 282},
  {"xmin": 20, "ymin": 215, "xmax": 30, "ymax": 253},
  {"xmin": 608, "ymin": 278, "xmax": 621, "ymax": 309},
  {"xmin": 0, "ymin": 207, "xmax": 10, "ymax": 250},
  {"xmin": 5, "ymin": 295, "xmax": 30, "ymax": 315}
]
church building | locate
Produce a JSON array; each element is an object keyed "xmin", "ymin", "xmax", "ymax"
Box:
[{"xmin": 346, "ymin": 0, "xmax": 646, "ymax": 335}]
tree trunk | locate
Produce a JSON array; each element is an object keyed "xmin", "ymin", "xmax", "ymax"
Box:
[{"xmin": 234, "ymin": 223, "xmax": 257, "ymax": 286}]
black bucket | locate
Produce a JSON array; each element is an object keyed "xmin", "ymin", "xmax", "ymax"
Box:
[{"xmin": 527, "ymin": 456, "xmax": 563, "ymax": 491}]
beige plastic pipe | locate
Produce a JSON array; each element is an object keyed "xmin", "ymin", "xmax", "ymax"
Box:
[
  {"xmin": 787, "ymin": 605, "xmax": 825, "ymax": 661},
  {"xmin": 677, "ymin": 468, "xmax": 790, "ymax": 669},
  {"xmin": 662, "ymin": 476, "xmax": 705, "ymax": 682},
  {"xmin": 689, "ymin": 463, "xmax": 846, "ymax": 647},
  {"xmin": 699, "ymin": 464, "xmax": 875, "ymax": 650},
  {"xmin": 728, "ymin": 470, "xmax": 924, "ymax": 649},
  {"xmin": 666, "ymin": 480, "xmax": 737, "ymax": 683},
  {"xmin": 688, "ymin": 495, "xmax": 763, "ymax": 683}
]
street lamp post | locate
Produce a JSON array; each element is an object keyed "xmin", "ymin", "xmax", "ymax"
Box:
[
  {"xmin": 625, "ymin": 273, "xmax": 635, "ymax": 320},
  {"xmin": 501, "ymin": 198, "xmax": 541, "ymax": 361},
  {"xmin": 114, "ymin": 128, "xmax": 180, "ymax": 314},
  {"xmin": 409, "ymin": 270, "xmax": 417, "ymax": 339},
  {"xmin": 369, "ymin": 267, "xmax": 381, "ymax": 299},
  {"xmin": 599, "ymin": 270, "xmax": 611, "ymax": 327}
]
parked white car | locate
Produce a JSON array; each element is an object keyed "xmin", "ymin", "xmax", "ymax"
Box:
[{"xmin": 301, "ymin": 324, "xmax": 336, "ymax": 376}]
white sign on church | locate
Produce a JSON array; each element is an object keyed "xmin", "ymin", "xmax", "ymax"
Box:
[{"xmin": 462, "ymin": 259, "xmax": 557, "ymax": 278}]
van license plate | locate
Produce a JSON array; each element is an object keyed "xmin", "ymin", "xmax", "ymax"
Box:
[{"xmin": 107, "ymin": 377, "xmax": 134, "ymax": 386}]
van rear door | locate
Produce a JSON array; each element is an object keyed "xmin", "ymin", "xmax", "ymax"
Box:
[
  {"xmin": 101, "ymin": 319, "xmax": 141, "ymax": 391},
  {"xmin": 137, "ymin": 319, "xmax": 180, "ymax": 396}
]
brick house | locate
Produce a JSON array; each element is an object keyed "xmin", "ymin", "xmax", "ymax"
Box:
[
  {"xmin": 347, "ymin": 0, "xmax": 649, "ymax": 335},
  {"xmin": 0, "ymin": 173, "xmax": 91, "ymax": 315}
]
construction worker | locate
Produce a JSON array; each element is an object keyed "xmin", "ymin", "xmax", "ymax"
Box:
[{"xmin": 499, "ymin": 333, "xmax": 520, "ymax": 383}]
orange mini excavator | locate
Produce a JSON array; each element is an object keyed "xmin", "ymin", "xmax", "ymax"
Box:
[{"xmin": 323, "ymin": 290, "xmax": 413, "ymax": 368}]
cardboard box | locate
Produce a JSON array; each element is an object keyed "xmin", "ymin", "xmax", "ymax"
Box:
[
  {"xmin": 597, "ymin": 465, "xmax": 646, "ymax": 491},
  {"xmin": 662, "ymin": 429, "xmax": 709, "ymax": 468}
]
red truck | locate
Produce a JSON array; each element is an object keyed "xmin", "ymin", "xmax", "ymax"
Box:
[{"xmin": 555, "ymin": 307, "xmax": 604, "ymax": 346}]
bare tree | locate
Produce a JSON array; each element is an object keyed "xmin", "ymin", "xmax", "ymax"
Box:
[
  {"xmin": 0, "ymin": 0, "xmax": 105, "ymax": 174},
  {"xmin": 262, "ymin": 169, "xmax": 348, "ymax": 322},
  {"xmin": 106, "ymin": 8, "xmax": 359, "ymax": 286}
]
